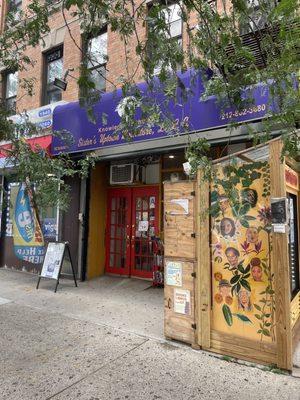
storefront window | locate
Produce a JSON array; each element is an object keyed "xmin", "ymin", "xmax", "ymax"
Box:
[
  {"xmin": 161, "ymin": 151, "xmax": 186, "ymax": 181},
  {"xmin": 5, "ymin": 182, "xmax": 58, "ymax": 240}
]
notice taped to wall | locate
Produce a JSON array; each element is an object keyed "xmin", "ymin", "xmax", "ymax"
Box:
[
  {"xmin": 169, "ymin": 198, "xmax": 189, "ymax": 215},
  {"xmin": 166, "ymin": 261, "xmax": 182, "ymax": 287},
  {"xmin": 138, "ymin": 220, "xmax": 149, "ymax": 232},
  {"xmin": 174, "ymin": 289, "xmax": 191, "ymax": 315}
]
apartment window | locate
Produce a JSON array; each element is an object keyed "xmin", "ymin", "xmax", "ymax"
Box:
[
  {"xmin": 3, "ymin": 71, "xmax": 18, "ymax": 115},
  {"xmin": 8, "ymin": 0, "xmax": 22, "ymax": 21},
  {"xmin": 239, "ymin": 0, "xmax": 276, "ymax": 35},
  {"xmin": 163, "ymin": 3, "xmax": 182, "ymax": 45},
  {"xmin": 43, "ymin": 47, "xmax": 63, "ymax": 105},
  {"xmin": 148, "ymin": 2, "xmax": 182, "ymax": 74},
  {"xmin": 86, "ymin": 31, "xmax": 107, "ymax": 92}
]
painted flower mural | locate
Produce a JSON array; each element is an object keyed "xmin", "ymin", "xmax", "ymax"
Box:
[{"xmin": 211, "ymin": 161, "xmax": 275, "ymax": 342}]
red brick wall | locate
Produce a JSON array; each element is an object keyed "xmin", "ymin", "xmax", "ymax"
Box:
[{"xmin": 0, "ymin": 0, "xmax": 228, "ymax": 111}]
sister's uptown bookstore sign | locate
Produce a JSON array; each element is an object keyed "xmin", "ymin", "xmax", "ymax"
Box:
[{"xmin": 52, "ymin": 70, "xmax": 269, "ymax": 155}]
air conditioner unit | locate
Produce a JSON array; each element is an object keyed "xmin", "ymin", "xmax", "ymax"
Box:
[{"xmin": 110, "ymin": 163, "xmax": 135, "ymax": 185}]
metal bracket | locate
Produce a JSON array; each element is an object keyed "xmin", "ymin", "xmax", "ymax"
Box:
[
  {"xmin": 190, "ymin": 191, "xmax": 196, "ymax": 196},
  {"xmin": 191, "ymin": 272, "xmax": 196, "ymax": 278},
  {"xmin": 191, "ymin": 323, "xmax": 197, "ymax": 330},
  {"xmin": 191, "ymin": 233, "xmax": 196, "ymax": 238}
]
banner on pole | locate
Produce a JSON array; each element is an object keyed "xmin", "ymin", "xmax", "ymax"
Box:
[{"xmin": 13, "ymin": 183, "xmax": 45, "ymax": 264}]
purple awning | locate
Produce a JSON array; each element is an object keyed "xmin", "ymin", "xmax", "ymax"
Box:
[{"xmin": 52, "ymin": 70, "xmax": 268, "ymax": 155}]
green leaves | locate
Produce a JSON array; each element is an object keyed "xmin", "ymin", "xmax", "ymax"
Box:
[
  {"xmin": 229, "ymin": 262, "xmax": 251, "ymax": 295},
  {"xmin": 223, "ymin": 306, "xmax": 253, "ymax": 326},
  {"xmin": 240, "ymin": 279, "xmax": 251, "ymax": 292},
  {"xmin": 230, "ymin": 275, "xmax": 240, "ymax": 285},
  {"xmin": 222, "ymin": 304, "xmax": 233, "ymax": 326},
  {"xmin": 232, "ymin": 313, "xmax": 252, "ymax": 324}
]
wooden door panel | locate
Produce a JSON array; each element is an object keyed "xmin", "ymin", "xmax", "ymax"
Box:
[{"xmin": 164, "ymin": 181, "xmax": 196, "ymax": 259}]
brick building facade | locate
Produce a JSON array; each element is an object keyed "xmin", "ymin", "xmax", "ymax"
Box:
[{"xmin": 0, "ymin": 0, "xmax": 265, "ymax": 279}]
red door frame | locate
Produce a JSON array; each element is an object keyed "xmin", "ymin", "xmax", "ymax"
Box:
[
  {"xmin": 105, "ymin": 188, "xmax": 132, "ymax": 276},
  {"xmin": 105, "ymin": 186, "xmax": 160, "ymax": 279}
]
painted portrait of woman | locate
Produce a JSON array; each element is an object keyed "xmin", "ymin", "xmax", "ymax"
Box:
[
  {"xmin": 220, "ymin": 218, "xmax": 235, "ymax": 238},
  {"xmin": 238, "ymin": 289, "xmax": 252, "ymax": 311},
  {"xmin": 225, "ymin": 247, "xmax": 240, "ymax": 269}
]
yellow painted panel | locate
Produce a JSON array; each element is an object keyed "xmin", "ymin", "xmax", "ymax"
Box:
[
  {"xmin": 291, "ymin": 292, "xmax": 300, "ymax": 328},
  {"xmin": 211, "ymin": 161, "xmax": 275, "ymax": 343},
  {"xmin": 87, "ymin": 163, "xmax": 107, "ymax": 279}
]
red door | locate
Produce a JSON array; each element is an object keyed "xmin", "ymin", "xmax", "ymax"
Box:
[
  {"xmin": 105, "ymin": 188, "xmax": 132, "ymax": 276},
  {"xmin": 131, "ymin": 187, "xmax": 159, "ymax": 279},
  {"xmin": 105, "ymin": 186, "xmax": 159, "ymax": 279}
]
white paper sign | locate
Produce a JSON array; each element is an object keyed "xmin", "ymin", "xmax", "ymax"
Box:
[
  {"xmin": 138, "ymin": 220, "xmax": 149, "ymax": 232},
  {"xmin": 149, "ymin": 196, "xmax": 155, "ymax": 209},
  {"xmin": 174, "ymin": 289, "xmax": 191, "ymax": 315},
  {"xmin": 169, "ymin": 198, "xmax": 189, "ymax": 215},
  {"xmin": 166, "ymin": 261, "xmax": 182, "ymax": 287},
  {"xmin": 273, "ymin": 223, "xmax": 286, "ymax": 233},
  {"xmin": 40, "ymin": 242, "xmax": 65, "ymax": 280}
]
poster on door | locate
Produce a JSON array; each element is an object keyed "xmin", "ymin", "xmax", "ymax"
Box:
[
  {"xmin": 166, "ymin": 261, "xmax": 182, "ymax": 287},
  {"xmin": 174, "ymin": 289, "xmax": 191, "ymax": 315}
]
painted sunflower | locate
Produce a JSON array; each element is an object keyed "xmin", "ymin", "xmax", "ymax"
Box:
[
  {"xmin": 214, "ymin": 272, "xmax": 223, "ymax": 281},
  {"xmin": 214, "ymin": 293, "xmax": 223, "ymax": 304}
]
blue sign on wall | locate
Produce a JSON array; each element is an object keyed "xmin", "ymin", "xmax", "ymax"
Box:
[{"xmin": 42, "ymin": 218, "xmax": 57, "ymax": 239}]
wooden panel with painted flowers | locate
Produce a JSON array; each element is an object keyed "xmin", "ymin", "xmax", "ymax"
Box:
[{"xmin": 211, "ymin": 161, "xmax": 275, "ymax": 342}]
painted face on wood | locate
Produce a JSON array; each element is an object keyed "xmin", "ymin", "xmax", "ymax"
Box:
[
  {"xmin": 219, "ymin": 195, "xmax": 229, "ymax": 212},
  {"xmin": 251, "ymin": 266, "xmax": 263, "ymax": 282},
  {"xmin": 220, "ymin": 218, "xmax": 235, "ymax": 237},
  {"xmin": 218, "ymin": 280, "xmax": 231, "ymax": 297},
  {"xmin": 241, "ymin": 189, "xmax": 258, "ymax": 207},
  {"xmin": 225, "ymin": 247, "xmax": 240, "ymax": 268},
  {"xmin": 246, "ymin": 227, "xmax": 259, "ymax": 244},
  {"xmin": 238, "ymin": 289, "xmax": 252, "ymax": 311},
  {"xmin": 250, "ymin": 258, "xmax": 263, "ymax": 282}
]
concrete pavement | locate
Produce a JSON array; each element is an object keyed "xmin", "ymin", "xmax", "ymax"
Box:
[{"xmin": 0, "ymin": 268, "xmax": 300, "ymax": 400}]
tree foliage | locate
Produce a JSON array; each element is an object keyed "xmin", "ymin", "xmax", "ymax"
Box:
[{"xmin": 0, "ymin": 0, "xmax": 299, "ymax": 208}]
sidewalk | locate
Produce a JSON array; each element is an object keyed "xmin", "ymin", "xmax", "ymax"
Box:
[
  {"xmin": 0, "ymin": 268, "xmax": 300, "ymax": 400},
  {"xmin": 0, "ymin": 268, "xmax": 164, "ymax": 340}
]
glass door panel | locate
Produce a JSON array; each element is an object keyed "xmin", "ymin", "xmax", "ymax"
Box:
[
  {"xmin": 105, "ymin": 188, "xmax": 132, "ymax": 275},
  {"xmin": 131, "ymin": 187, "xmax": 159, "ymax": 279}
]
